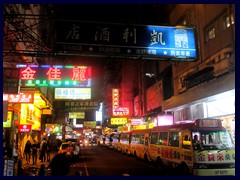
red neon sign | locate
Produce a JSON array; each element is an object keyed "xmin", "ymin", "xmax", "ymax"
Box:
[
  {"xmin": 112, "ymin": 89, "xmax": 119, "ymax": 109},
  {"xmin": 21, "ymin": 67, "xmax": 36, "ymax": 80},
  {"xmin": 47, "ymin": 67, "xmax": 61, "ymax": 80},
  {"xmin": 3, "ymin": 92, "xmax": 34, "ymax": 103},
  {"xmin": 18, "ymin": 65, "xmax": 91, "ymax": 87},
  {"xmin": 18, "ymin": 124, "xmax": 32, "ymax": 133}
]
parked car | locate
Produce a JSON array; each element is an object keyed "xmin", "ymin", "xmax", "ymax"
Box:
[{"xmin": 58, "ymin": 142, "xmax": 69, "ymax": 154}]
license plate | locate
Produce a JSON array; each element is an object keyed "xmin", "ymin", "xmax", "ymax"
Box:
[{"xmin": 215, "ymin": 170, "xmax": 228, "ymax": 175}]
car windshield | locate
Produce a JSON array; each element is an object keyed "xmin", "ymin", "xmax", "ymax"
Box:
[
  {"xmin": 192, "ymin": 130, "xmax": 235, "ymax": 151},
  {"xmin": 61, "ymin": 144, "xmax": 69, "ymax": 149}
]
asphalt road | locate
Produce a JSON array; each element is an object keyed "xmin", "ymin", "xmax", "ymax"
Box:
[{"xmin": 68, "ymin": 144, "xmax": 169, "ymax": 176}]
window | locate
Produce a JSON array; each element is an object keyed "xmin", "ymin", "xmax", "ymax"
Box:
[
  {"xmin": 159, "ymin": 132, "xmax": 168, "ymax": 146},
  {"xmin": 150, "ymin": 132, "xmax": 158, "ymax": 144},
  {"xmin": 168, "ymin": 132, "xmax": 180, "ymax": 147}
]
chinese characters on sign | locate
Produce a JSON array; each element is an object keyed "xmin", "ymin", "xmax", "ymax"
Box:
[
  {"xmin": 56, "ymin": 21, "xmax": 198, "ymax": 61},
  {"xmin": 55, "ymin": 88, "xmax": 91, "ymax": 100},
  {"xmin": 111, "ymin": 117, "xmax": 128, "ymax": 125},
  {"xmin": 17, "ymin": 65, "xmax": 91, "ymax": 87},
  {"xmin": 3, "ymin": 92, "xmax": 34, "ymax": 103},
  {"xmin": 112, "ymin": 88, "xmax": 129, "ymax": 116}
]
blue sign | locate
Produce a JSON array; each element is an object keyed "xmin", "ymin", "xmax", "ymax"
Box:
[{"xmin": 56, "ymin": 21, "xmax": 198, "ymax": 61}]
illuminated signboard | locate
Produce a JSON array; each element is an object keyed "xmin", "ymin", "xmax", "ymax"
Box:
[
  {"xmin": 111, "ymin": 117, "xmax": 128, "ymax": 125},
  {"xmin": 64, "ymin": 100, "xmax": 99, "ymax": 111},
  {"xmin": 112, "ymin": 89, "xmax": 119, "ymax": 109},
  {"xmin": 84, "ymin": 121, "xmax": 96, "ymax": 128},
  {"xmin": 54, "ymin": 88, "xmax": 91, "ymax": 100},
  {"xmin": 56, "ymin": 21, "xmax": 198, "ymax": 61},
  {"xmin": 18, "ymin": 124, "xmax": 32, "ymax": 133},
  {"xmin": 3, "ymin": 111, "xmax": 13, "ymax": 128},
  {"xmin": 69, "ymin": 112, "xmax": 85, "ymax": 119},
  {"xmin": 3, "ymin": 92, "xmax": 34, "ymax": 103},
  {"xmin": 157, "ymin": 115, "xmax": 174, "ymax": 126},
  {"xmin": 112, "ymin": 88, "xmax": 129, "ymax": 116},
  {"xmin": 130, "ymin": 118, "xmax": 144, "ymax": 126},
  {"xmin": 132, "ymin": 125, "xmax": 146, "ymax": 130},
  {"xmin": 113, "ymin": 107, "xmax": 129, "ymax": 116},
  {"xmin": 16, "ymin": 64, "xmax": 91, "ymax": 87}
]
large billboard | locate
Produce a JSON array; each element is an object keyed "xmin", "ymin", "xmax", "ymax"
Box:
[
  {"xmin": 56, "ymin": 21, "xmax": 198, "ymax": 61},
  {"xmin": 17, "ymin": 64, "xmax": 91, "ymax": 87}
]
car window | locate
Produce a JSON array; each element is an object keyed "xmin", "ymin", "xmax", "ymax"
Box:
[{"xmin": 61, "ymin": 144, "xmax": 69, "ymax": 149}]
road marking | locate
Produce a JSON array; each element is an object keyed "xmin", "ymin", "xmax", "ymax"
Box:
[{"xmin": 81, "ymin": 149, "xmax": 89, "ymax": 176}]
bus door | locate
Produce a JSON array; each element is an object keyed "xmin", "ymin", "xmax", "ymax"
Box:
[{"xmin": 181, "ymin": 132, "xmax": 193, "ymax": 168}]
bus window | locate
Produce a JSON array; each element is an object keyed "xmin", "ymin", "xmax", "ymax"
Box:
[
  {"xmin": 151, "ymin": 132, "xmax": 158, "ymax": 144},
  {"xmin": 139, "ymin": 135, "xmax": 144, "ymax": 144},
  {"xmin": 168, "ymin": 132, "xmax": 179, "ymax": 147},
  {"xmin": 159, "ymin": 132, "xmax": 168, "ymax": 146},
  {"xmin": 145, "ymin": 137, "xmax": 149, "ymax": 146}
]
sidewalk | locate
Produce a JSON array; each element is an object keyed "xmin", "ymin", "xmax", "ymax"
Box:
[{"xmin": 14, "ymin": 151, "xmax": 58, "ymax": 176}]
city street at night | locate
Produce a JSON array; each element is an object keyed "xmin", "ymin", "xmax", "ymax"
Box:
[{"xmin": 3, "ymin": 4, "xmax": 235, "ymax": 176}]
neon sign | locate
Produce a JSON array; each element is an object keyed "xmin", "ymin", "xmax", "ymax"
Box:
[
  {"xmin": 112, "ymin": 89, "xmax": 119, "ymax": 109},
  {"xmin": 112, "ymin": 88, "xmax": 129, "ymax": 116},
  {"xmin": 18, "ymin": 124, "xmax": 32, "ymax": 133},
  {"xmin": 3, "ymin": 92, "xmax": 34, "ymax": 103},
  {"xmin": 17, "ymin": 64, "xmax": 91, "ymax": 87}
]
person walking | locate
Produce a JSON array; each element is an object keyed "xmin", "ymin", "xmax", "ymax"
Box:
[
  {"xmin": 39, "ymin": 138, "xmax": 47, "ymax": 162},
  {"xmin": 31, "ymin": 140, "xmax": 38, "ymax": 164},
  {"xmin": 46, "ymin": 140, "xmax": 51, "ymax": 162},
  {"xmin": 24, "ymin": 140, "xmax": 32, "ymax": 164}
]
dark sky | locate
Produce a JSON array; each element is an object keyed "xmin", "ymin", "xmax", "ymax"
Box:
[{"xmin": 50, "ymin": 4, "xmax": 174, "ymax": 25}]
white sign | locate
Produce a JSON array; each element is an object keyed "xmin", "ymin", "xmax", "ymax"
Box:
[{"xmin": 54, "ymin": 88, "xmax": 91, "ymax": 100}]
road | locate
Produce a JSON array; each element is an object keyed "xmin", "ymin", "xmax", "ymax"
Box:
[{"xmin": 68, "ymin": 144, "xmax": 171, "ymax": 176}]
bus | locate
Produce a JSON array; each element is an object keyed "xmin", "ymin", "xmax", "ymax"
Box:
[
  {"xmin": 130, "ymin": 129, "xmax": 151, "ymax": 161},
  {"xmin": 118, "ymin": 131, "xmax": 132, "ymax": 155},
  {"xmin": 148, "ymin": 118, "xmax": 235, "ymax": 176}
]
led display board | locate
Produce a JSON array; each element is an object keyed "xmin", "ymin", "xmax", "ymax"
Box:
[
  {"xmin": 54, "ymin": 88, "xmax": 91, "ymax": 100},
  {"xmin": 16, "ymin": 64, "xmax": 91, "ymax": 87},
  {"xmin": 56, "ymin": 21, "xmax": 198, "ymax": 61}
]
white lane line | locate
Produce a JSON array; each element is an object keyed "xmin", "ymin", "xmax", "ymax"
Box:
[{"xmin": 81, "ymin": 148, "xmax": 89, "ymax": 176}]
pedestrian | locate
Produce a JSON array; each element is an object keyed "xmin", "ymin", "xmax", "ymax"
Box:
[
  {"xmin": 39, "ymin": 138, "xmax": 47, "ymax": 162},
  {"xmin": 31, "ymin": 140, "xmax": 38, "ymax": 164},
  {"xmin": 13, "ymin": 140, "xmax": 18, "ymax": 164},
  {"xmin": 46, "ymin": 140, "xmax": 51, "ymax": 162},
  {"xmin": 24, "ymin": 140, "xmax": 32, "ymax": 164}
]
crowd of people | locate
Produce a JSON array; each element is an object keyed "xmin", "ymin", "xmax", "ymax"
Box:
[{"xmin": 23, "ymin": 138, "xmax": 52, "ymax": 164}]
